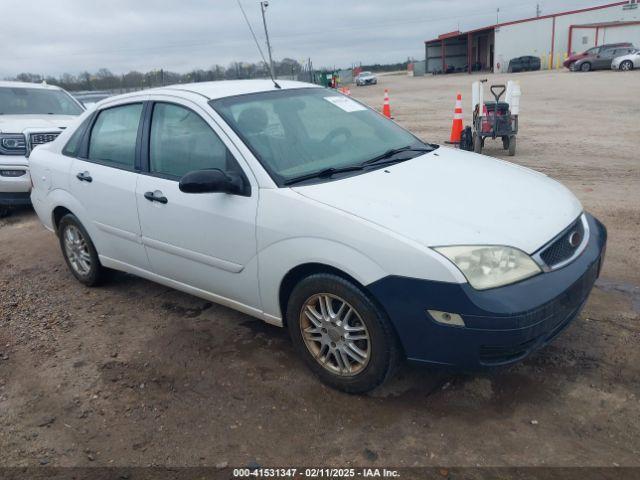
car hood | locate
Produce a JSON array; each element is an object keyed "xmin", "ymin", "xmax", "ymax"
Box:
[
  {"xmin": 567, "ymin": 52, "xmax": 587, "ymax": 61},
  {"xmin": 291, "ymin": 147, "xmax": 583, "ymax": 254},
  {"xmin": 0, "ymin": 114, "xmax": 78, "ymax": 134},
  {"xmin": 564, "ymin": 52, "xmax": 587, "ymax": 65}
]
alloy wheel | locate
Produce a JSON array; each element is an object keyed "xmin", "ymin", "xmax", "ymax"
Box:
[
  {"xmin": 621, "ymin": 61, "xmax": 632, "ymax": 71},
  {"xmin": 63, "ymin": 225, "xmax": 92, "ymax": 276},
  {"xmin": 299, "ymin": 293, "xmax": 371, "ymax": 377}
]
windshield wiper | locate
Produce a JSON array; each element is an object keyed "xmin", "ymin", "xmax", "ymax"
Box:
[
  {"xmin": 361, "ymin": 145, "xmax": 434, "ymax": 167},
  {"xmin": 284, "ymin": 165, "xmax": 364, "ymax": 186}
]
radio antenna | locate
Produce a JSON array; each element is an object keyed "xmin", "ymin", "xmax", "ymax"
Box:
[{"xmin": 236, "ymin": 0, "xmax": 281, "ymax": 89}]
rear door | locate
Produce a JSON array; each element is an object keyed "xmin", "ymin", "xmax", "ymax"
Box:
[
  {"xmin": 69, "ymin": 101, "xmax": 150, "ymax": 270},
  {"xmin": 135, "ymin": 98, "xmax": 260, "ymax": 309}
]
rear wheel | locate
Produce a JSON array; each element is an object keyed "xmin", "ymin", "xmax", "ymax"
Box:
[
  {"xmin": 287, "ymin": 273, "xmax": 401, "ymax": 393},
  {"xmin": 508, "ymin": 136, "xmax": 517, "ymax": 156},
  {"xmin": 580, "ymin": 62, "xmax": 591, "ymax": 72},
  {"xmin": 502, "ymin": 136, "xmax": 509, "ymax": 150},
  {"xmin": 58, "ymin": 214, "xmax": 105, "ymax": 286},
  {"xmin": 620, "ymin": 60, "xmax": 633, "ymax": 71}
]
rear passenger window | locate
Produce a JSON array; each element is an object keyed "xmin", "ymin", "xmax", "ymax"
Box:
[
  {"xmin": 149, "ymin": 103, "xmax": 238, "ymax": 178},
  {"xmin": 89, "ymin": 103, "xmax": 143, "ymax": 169},
  {"xmin": 62, "ymin": 115, "xmax": 92, "ymax": 157}
]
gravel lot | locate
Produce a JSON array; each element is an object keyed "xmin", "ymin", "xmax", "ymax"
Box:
[{"xmin": 0, "ymin": 69, "xmax": 639, "ymax": 468}]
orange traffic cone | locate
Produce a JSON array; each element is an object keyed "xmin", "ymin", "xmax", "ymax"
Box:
[
  {"xmin": 449, "ymin": 93, "xmax": 463, "ymax": 143},
  {"xmin": 382, "ymin": 89, "xmax": 391, "ymax": 118}
]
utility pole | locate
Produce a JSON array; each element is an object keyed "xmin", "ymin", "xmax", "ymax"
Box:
[
  {"xmin": 496, "ymin": 7, "xmax": 500, "ymax": 24},
  {"xmin": 536, "ymin": 3, "xmax": 541, "ymax": 17},
  {"xmin": 260, "ymin": 1, "xmax": 275, "ymax": 77}
]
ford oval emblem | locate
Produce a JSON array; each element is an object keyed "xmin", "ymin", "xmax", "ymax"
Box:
[{"xmin": 568, "ymin": 230, "xmax": 581, "ymax": 248}]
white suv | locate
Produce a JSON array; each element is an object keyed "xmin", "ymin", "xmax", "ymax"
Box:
[
  {"xmin": 0, "ymin": 81, "xmax": 84, "ymax": 215},
  {"xmin": 29, "ymin": 80, "xmax": 607, "ymax": 392}
]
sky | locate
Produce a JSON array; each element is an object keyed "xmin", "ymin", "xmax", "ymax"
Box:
[{"xmin": 0, "ymin": 0, "xmax": 608, "ymax": 77}]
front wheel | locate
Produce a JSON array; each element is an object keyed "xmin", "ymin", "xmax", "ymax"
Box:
[
  {"xmin": 58, "ymin": 214, "xmax": 105, "ymax": 286},
  {"xmin": 580, "ymin": 62, "xmax": 591, "ymax": 72},
  {"xmin": 620, "ymin": 60, "xmax": 633, "ymax": 71},
  {"xmin": 287, "ymin": 273, "xmax": 401, "ymax": 393}
]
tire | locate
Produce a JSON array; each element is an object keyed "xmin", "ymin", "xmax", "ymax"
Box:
[
  {"xmin": 620, "ymin": 60, "xmax": 633, "ymax": 71},
  {"xmin": 502, "ymin": 136, "xmax": 509, "ymax": 150},
  {"xmin": 508, "ymin": 136, "xmax": 517, "ymax": 156},
  {"xmin": 57, "ymin": 214, "xmax": 105, "ymax": 286},
  {"xmin": 0, "ymin": 208, "xmax": 10, "ymax": 219},
  {"xmin": 580, "ymin": 62, "xmax": 591, "ymax": 72},
  {"xmin": 473, "ymin": 133, "xmax": 483, "ymax": 153},
  {"xmin": 287, "ymin": 273, "xmax": 401, "ymax": 394}
]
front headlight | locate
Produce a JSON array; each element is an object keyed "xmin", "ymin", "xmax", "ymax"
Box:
[
  {"xmin": 0, "ymin": 134, "xmax": 27, "ymax": 156},
  {"xmin": 434, "ymin": 245, "xmax": 541, "ymax": 290}
]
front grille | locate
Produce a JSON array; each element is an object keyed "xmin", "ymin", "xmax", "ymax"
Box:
[
  {"xmin": 480, "ymin": 338, "xmax": 537, "ymax": 363},
  {"xmin": 539, "ymin": 216, "xmax": 585, "ymax": 268},
  {"xmin": 30, "ymin": 132, "xmax": 61, "ymax": 147}
]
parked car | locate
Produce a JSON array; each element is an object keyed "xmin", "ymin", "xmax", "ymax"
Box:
[
  {"xmin": 355, "ymin": 71, "xmax": 377, "ymax": 86},
  {"xmin": 507, "ymin": 56, "xmax": 541, "ymax": 73},
  {"xmin": 0, "ymin": 81, "xmax": 84, "ymax": 216},
  {"xmin": 564, "ymin": 42, "xmax": 633, "ymax": 70},
  {"xmin": 72, "ymin": 92, "xmax": 113, "ymax": 109},
  {"xmin": 571, "ymin": 45, "xmax": 635, "ymax": 71},
  {"xmin": 29, "ymin": 80, "xmax": 607, "ymax": 393},
  {"xmin": 612, "ymin": 49, "xmax": 640, "ymax": 71}
]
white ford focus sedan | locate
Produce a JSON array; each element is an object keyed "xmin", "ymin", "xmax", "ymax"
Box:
[{"xmin": 29, "ymin": 80, "xmax": 607, "ymax": 393}]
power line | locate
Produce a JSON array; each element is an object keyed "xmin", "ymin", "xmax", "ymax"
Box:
[{"xmin": 235, "ymin": 0, "xmax": 279, "ymax": 87}]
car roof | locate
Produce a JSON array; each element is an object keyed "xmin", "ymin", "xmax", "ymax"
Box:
[
  {"xmin": 150, "ymin": 79, "xmax": 322, "ymax": 100},
  {"xmin": 0, "ymin": 80, "xmax": 63, "ymax": 91},
  {"xmin": 93, "ymin": 79, "xmax": 324, "ymax": 108}
]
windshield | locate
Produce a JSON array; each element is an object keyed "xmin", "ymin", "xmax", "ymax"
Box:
[
  {"xmin": 0, "ymin": 87, "xmax": 84, "ymax": 115},
  {"xmin": 211, "ymin": 88, "xmax": 428, "ymax": 185},
  {"xmin": 360, "ymin": 72, "xmax": 373, "ymax": 76}
]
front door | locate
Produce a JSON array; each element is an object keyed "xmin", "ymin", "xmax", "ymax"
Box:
[
  {"xmin": 594, "ymin": 48, "xmax": 615, "ymax": 69},
  {"xmin": 135, "ymin": 100, "xmax": 260, "ymax": 309},
  {"xmin": 69, "ymin": 102, "xmax": 149, "ymax": 270}
]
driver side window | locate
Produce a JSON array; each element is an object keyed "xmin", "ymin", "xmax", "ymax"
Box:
[{"xmin": 149, "ymin": 103, "xmax": 240, "ymax": 178}]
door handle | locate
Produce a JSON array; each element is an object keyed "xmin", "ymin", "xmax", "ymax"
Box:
[
  {"xmin": 144, "ymin": 190, "xmax": 168, "ymax": 204},
  {"xmin": 76, "ymin": 171, "xmax": 92, "ymax": 183}
]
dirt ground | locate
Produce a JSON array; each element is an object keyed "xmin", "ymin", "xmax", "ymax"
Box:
[{"xmin": 0, "ymin": 70, "xmax": 639, "ymax": 469}]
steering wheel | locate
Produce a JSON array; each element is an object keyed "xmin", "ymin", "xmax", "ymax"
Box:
[{"xmin": 321, "ymin": 127, "xmax": 352, "ymax": 147}]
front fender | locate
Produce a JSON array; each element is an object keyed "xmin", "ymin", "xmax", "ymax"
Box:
[{"xmin": 258, "ymin": 237, "xmax": 388, "ymax": 319}]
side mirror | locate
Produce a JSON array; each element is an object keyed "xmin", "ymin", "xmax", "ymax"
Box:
[{"xmin": 179, "ymin": 169, "xmax": 247, "ymax": 195}]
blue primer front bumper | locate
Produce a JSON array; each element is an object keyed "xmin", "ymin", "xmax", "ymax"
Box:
[{"xmin": 366, "ymin": 213, "xmax": 607, "ymax": 368}]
